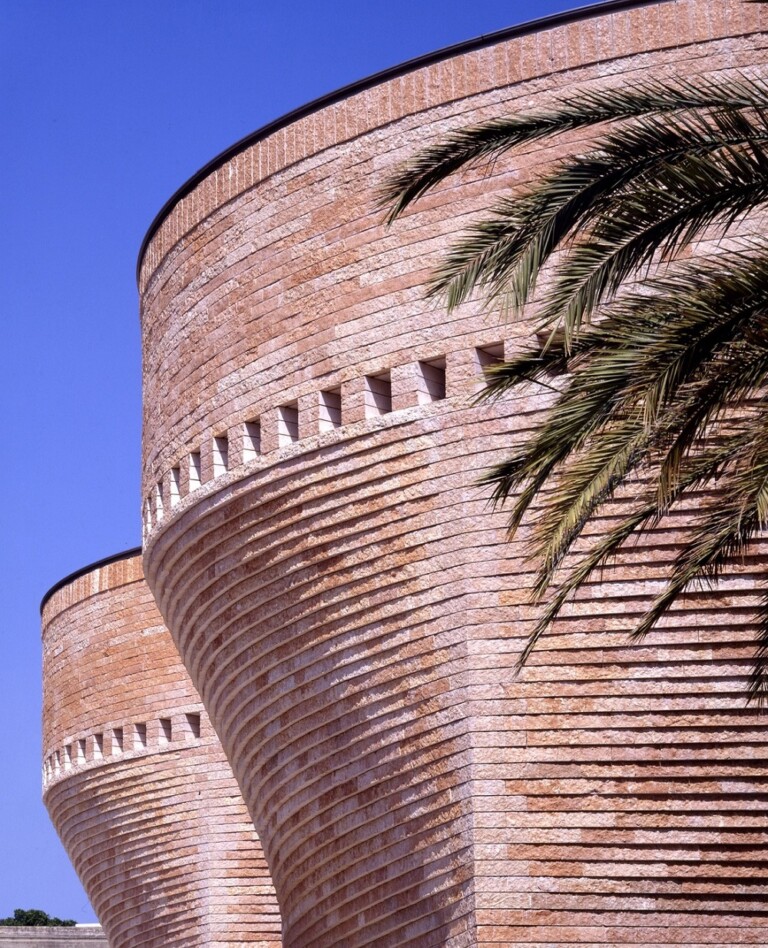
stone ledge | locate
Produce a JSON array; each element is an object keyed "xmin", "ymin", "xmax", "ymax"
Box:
[{"xmin": 0, "ymin": 929, "xmax": 107, "ymax": 946}]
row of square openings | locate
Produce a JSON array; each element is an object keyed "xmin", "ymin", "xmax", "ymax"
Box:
[
  {"xmin": 147, "ymin": 346, "xmax": 504, "ymax": 528},
  {"xmin": 43, "ymin": 713, "xmax": 202, "ymax": 782}
]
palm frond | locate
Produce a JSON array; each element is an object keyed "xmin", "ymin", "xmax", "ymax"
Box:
[
  {"xmin": 539, "ymin": 144, "xmax": 768, "ymax": 342},
  {"xmin": 749, "ymin": 591, "xmax": 768, "ymax": 705},
  {"xmin": 426, "ymin": 107, "xmax": 768, "ymax": 316},
  {"xmin": 633, "ymin": 421, "xmax": 768, "ymax": 639},
  {"xmin": 384, "ymin": 64, "xmax": 768, "ymax": 700},
  {"xmin": 528, "ymin": 419, "xmax": 647, "ymax": 599},
  {"xmin": 381, "ymin": 73, "xmax": 768, "ymax": 221},
  {"xmin": 517, "ymin": 426, "xmax": 763, "ymax": 670},
  {"xmin": 482, "ymin": 250, "xmax": 768, "ymax": 522},
  {"xmin": 479, "ymin": 251, "xmax": 768, "ymax": 679}
]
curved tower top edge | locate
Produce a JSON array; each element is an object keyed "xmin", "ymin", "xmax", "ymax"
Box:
[
  {"xmin": 135, "ymin": 0, "xmax": 670, "ymax": 282},
  {"xmin": 40, "ymin": 546, "xmax": 142, "ymax": 616}
]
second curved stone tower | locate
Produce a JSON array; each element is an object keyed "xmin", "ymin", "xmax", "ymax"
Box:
[{"xmin": 42, "ymin": 550, "xmax": 282, "ymax": 947}]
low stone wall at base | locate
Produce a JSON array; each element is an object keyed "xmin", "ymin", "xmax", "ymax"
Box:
[{"xmin": 0, "ymin": 929, "xmax": 107, "ymax": 947}]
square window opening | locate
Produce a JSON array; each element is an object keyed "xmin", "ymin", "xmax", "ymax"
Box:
[
  {"xmin": 170, "ymin": 467, "xmax": 181, "ymax": 506},
  {"xmin": 534, "ymin": 327, "xmax": 569, "ymax": 376},
  {"xmin": 93, "ymin": 733, "xmax": 104, "ymax": 761},
  {"xmin": 154, "ymin": 481, "xmax": 164, "ymax": 519},
  {"xmin": 475, "ymin": 343, "xmax": 504, "ymax": 371},
  {"xmin": 417, "ymin": 358, "xmax": 446, "ymax": 404},
  {"xmin": 77, "ymin": 738, "xmax": 86, "ymax": 763},
  {"xmin": 189, "ymin": 451, "xmax": 202, "ymax": 489},
  {"xmin": 475, "ymin": 344, "xmax": 505, "ymax": 391},
  {"xmin": 319, "ymin": 388, "xmax": 342, "ymax": 432},
  {"xmin": 134, "ymin": 722, "xmax": 147, "ymax": 750},
  {"xmin": 186, "ymin": 712, "xmax": 201, "ymax": 740},
  {"xmin": 213, "ymin": 434, "xmax": 229, "ymax": 476},
  {"xmin": 364, "ymin": 372, "xmax": 392, "ymax": 418},
  {"xmin": 159, "ymin": 718, "xmax": 172, "ymax": 745},
  {"xmin": 278, "ymin": 403, "xmax": 299, "ymax": 446},
  {"xmin": 243, "ymin": 420, "xmax": 261, "ymax": 461},
  {"xmin": 113, "ymin": 727, "xmax": 124, "ymax": 755}
]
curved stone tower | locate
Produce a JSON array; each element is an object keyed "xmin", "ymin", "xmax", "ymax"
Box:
[
  {"xmin": 139, "ymin": 1, "xmax": 768, "ymax": 945},
  {"xmin": 42, "ymin": 550, "xmax": 282, "ymax": 947}
]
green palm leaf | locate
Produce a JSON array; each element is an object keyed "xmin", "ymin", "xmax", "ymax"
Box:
[
  {"xmin": 385, "ymin": 66, "xmax": 768, "ymax": 700},
  {"xmin": 380, "ymin": 74, "xmax": 768, "ymax": 221},
  {"xmin": 428, "ymin": 107, "xmax": 768, "ymax": 320}
]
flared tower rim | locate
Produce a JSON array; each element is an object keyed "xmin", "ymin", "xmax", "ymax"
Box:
[{"xmin": 40, "ymin": 547, "xmax": 142, "ymax": 615}]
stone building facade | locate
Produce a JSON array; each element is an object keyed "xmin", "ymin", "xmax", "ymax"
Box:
[{"xmin": 44, "ymin": 0, "xmax": 768, "ymax": 945}]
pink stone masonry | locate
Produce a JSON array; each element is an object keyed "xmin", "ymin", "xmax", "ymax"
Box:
[
  {"xmin": 42, "ymin": 553, "xmax": 282, "ymax": 947},
  {"xmin": 138, "ymin": 1, "xmax": 768, "ymax": 945}
]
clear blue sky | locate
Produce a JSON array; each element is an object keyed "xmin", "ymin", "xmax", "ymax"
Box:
[{"xmin": 1, "ymin": 0, "xmax": 579, "ymax": 922}]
